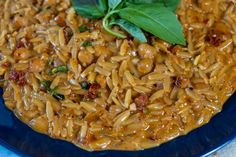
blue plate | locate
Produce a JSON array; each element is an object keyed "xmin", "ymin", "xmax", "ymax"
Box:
[{"xmin": 0, "ymin": 88, "xmax": 236, "ymax": 157}]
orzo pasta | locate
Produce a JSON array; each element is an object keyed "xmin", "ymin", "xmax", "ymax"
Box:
[{"xmin": 0, "ymin": 0, "xmax": 236, "ymax": 151}]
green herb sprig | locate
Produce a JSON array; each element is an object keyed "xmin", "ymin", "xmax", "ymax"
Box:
[
  {"xmin": 81, "ymin": 41, "xmax": 92, "ymax": 47},
  {"xmin": 40, "ymin": 80, "xmax": 65, "ymax": 101},
  {"xmin": 72, "ymin": 0, "xmax": 186, "ymax": 45}
]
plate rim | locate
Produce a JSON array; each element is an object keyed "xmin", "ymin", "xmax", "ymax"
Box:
[{"xmin": 0, "ymin": 90, "xmax": 236, "ymax": 157}]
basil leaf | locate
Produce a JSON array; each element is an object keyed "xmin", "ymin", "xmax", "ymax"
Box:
[
  {"xmin": 72, "ymin": 0, "xmax": 105, "ymax": 18},
  {"xmin": 98, "ymin": 0, "xmax": 108, "ymax": 13},
  {"xmin": 119, "ymin": 4, "xmax": 186, "ymax": 45},
  {"xmin": 162, "ymin": 0, "xmax": 180, "ymax": 11},
  {"xmin": 108, "ymin": 0, "xmax": 122, "ymax": 10},
  {"xmin": 126, "ymin": 0, "xmax": 180, "ymax": 11},
  {"xmin": 110, "ymin": 19, "xmax": 147, "ymax": 42},
  {"xmin": 127, "ymin": 0, "xmax": 159, "ymax": 4}
]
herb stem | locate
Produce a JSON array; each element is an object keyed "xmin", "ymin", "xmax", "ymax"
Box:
[{"xmin": 102, "ymin": 10, "xmax": 126, "ymax": 39}]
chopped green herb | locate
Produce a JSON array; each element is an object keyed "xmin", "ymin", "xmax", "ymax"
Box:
[
  {"xmin": 49, "ymin": 66, "xmax": 68, "ymax": 75},
  {"xmin": 40, "ymin": 80, "xmax": 52, "ymax": 91},
  {"xmin": 40, "ymin": 80, "xmax": 65, "ymax": 101},
  {"xmin": 81, "ymin": 41, "xmax": 92, "ymax": 47},
  {"xmin": 79, "ymin": 25, "xmax": 90, "ymax": 32},
  {"xmin": 51, "ymin": 91, "xmax": 65, "ymax": 100},
  {"xmin": 80, "ymin": 81, "xmax": 91, "ymax": 90}
]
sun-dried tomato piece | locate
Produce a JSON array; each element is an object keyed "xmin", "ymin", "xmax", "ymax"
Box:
[
  {"xmin": 168, "ymin": 45, "xmax": 182, "ymax": 54},
  {"xmin": 16, "ymin": 38, "xmax": 27, "ymax": 49},
  {"xmin": 89, "ymin": 83, "xmax": 100, "ymax": 91},
  {"xmin": 54, "ymin": 12, "xmax": 66, "ymax": 27},
  {"xmin": 9, "ymin": 70, "xmax": 27, "ymax": 86},
  {"xmin": 85, "ymin": 83, "xmax": 100, "ymax": 99},
  {"xmin": 16, "ymin": 38, "xmax": 32, "ymax": 49},
  {"xmin": 85, "ymin": 92, "xmax": 97, "ymax": 99},
  {"xmin": 134, "ymin": 94, "xmax": 149, "ymax": 112},
  {"xmin": 1, "ymin": 62, "xmax": 10, "ymax": 68},
  {"xmin": 16, "ymin": 39, "xmax": 26, "ymax": 49},
  {"xmin": 206, "ymin": 30, "xmax": 223, "ymax": 46}
]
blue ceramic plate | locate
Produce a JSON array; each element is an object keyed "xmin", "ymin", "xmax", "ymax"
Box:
[{"xmin": 0, "ymin": 88, "xmax": 236, "ymax": 157}]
